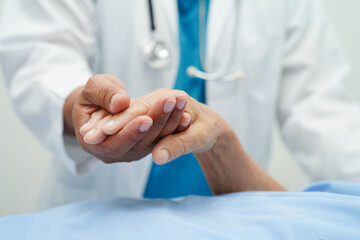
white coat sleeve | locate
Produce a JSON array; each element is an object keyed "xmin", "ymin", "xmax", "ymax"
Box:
[
  {"xmin": 0, "ymin": 0, "xmax": 98, "ymax": 175},
  {"xmin": 278, "ymin": 0, "xmax": 360, "ymax": 181}
]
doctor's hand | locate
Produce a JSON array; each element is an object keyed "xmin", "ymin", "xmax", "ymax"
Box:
[
  {"xmin": 65, "ymin": 80, "xmax": 191, "ymax": 163},
  {"xmin": 63, "ymin": 74, "xmax": 131, "ymax": 137},
  {"xmin": 80, "ymin": 89, "xmax": 191, "ymax": 146}
]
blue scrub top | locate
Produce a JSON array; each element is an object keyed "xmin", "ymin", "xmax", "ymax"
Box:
[{"xmin": 144, "ymin": 0, "xmax": 212, "ymax": 198}]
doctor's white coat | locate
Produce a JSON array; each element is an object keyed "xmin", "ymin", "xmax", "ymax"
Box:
[{"xmin": 0, "ymin": 0, "xmax": 360, "ymax": 208}]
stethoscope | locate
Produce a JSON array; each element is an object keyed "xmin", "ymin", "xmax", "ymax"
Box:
[{"xmin": 140, "ymin": 0, "xmax": 244, "ymax": 82}]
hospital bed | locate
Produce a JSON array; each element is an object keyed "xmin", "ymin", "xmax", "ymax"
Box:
[{"xmin": 1, "ymin": 181, "xmax": 359, "ymax": 239}]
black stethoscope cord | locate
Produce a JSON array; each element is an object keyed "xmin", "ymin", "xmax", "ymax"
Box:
[{"xmin": 148, "ymin": 0, "xmax": 156, "ymax": 32}]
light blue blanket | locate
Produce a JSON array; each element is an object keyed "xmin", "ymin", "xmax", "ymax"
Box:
[{"xmin": 1, "ymin": 181, "xmax": 360, "ymax": 239}]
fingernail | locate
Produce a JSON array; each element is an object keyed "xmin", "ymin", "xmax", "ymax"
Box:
[
  {"xmin": 160, "ymin": 149, "xmax": 169, "ymax": 163},
  {"xmin": 176, "ymin": 98, "xmax": 187, "ymax": 110},
  {"xmin": 104, "ymin": 120, "xmax": 115, "ymax": 129},
  {"xmin": 110, "ymin": 94, "xmax": 121, "ymax": 110},
  {"xmin": 84, "ymin": 129, "xmax": 96, "ymax": 143},
  {"xmin": 163, "ymin": 99, "xmax": 176, "ymax": 113},
  {"xmin": 139, "ymin": 121, "xmax": 153, "ymax": 132},
  {"xmin": 181, "ymin": 117, "xmax": 191, "ymax": 127},
  {"xmin": 80, "ymin": 122, "xmax": 91, "ymax": 136}
]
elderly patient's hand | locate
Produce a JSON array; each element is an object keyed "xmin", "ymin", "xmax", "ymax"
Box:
[
  {"xmin": 151, "ymin": 95, "xmax": 229, "ymax": 165},
  {"xmin": 148, "ymin": 93, "xmax": 286, "ymax": 194}
]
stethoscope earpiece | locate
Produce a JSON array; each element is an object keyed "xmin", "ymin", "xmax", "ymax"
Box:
[{"xmin": 186, "ymin": 66, "xmax": 198, "ymax": 78}]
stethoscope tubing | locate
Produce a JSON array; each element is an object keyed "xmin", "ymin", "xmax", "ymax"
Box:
[
  {"xmin": 147, "ymin": 0, "xmax": 156, "ymax": 32},
  {"xmin": 143, "ymin": 0, "xmax": 243, "ymax": 82}
]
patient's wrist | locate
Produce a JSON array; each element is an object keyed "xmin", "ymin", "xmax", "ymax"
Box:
[
  {"xmin": 212, "ymin": 122, "xmax": 236, "ymax": 155},
  {"xmin": 195, "ymin": 119, "xmax": 285, "ymax": 194},
  {"xmin": 194, "ymin": 121, "xmax": 242, "ymax": 194}
]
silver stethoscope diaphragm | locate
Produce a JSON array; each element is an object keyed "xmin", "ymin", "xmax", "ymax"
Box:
[
  {"xmin": 140, "ymin": 0, "xmax": 244, "ymax": 82},
  {"xmin": 140, "ymin": 34, "xmax": 171, "ymax": 69},
  {"xmin": 141, "ymin": 0, "xmax": 171, "ymax": 69}
]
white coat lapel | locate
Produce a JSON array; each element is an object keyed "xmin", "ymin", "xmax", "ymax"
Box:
[
  {"xmin": 156, "ymin": 0, "xmax": 178, "ymax": 47},
  {"xmin": 205, "ymin": 0, "xmax": 247, "ymax": 148},
  {"xmin": 206, "ymin": 0, "xmax": 237, "ymax": 70}
]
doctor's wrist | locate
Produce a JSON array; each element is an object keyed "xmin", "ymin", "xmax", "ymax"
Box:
[{"xmin": 63, "ymin": 86, "xmax": 84, "ymax": 136}]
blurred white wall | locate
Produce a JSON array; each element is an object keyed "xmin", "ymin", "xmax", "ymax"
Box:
[
  {"xmin": 0, "ymin": 0, "xmax": 359, "ymax": 217},
  {"xmin": 0, "ymin": 1, "xmax": 51, "ymax": 218}
]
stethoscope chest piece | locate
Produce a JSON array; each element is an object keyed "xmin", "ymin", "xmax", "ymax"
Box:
[{"xmin": 140, "ymin": 34, "xmax": 171, "ymax": 69}]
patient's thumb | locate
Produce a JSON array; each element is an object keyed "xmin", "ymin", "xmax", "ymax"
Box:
[{"xmin": 152, "ymin": 133, "xmax": 192, "ymax": 165}]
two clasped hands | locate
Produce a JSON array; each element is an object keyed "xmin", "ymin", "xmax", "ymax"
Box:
[{"xmin": 63, "ymin": 74, "xmax": 285, "ymax": 194}]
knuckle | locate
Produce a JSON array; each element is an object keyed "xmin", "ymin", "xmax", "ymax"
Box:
[
  {"xmin": 130, "ymin": 100, "xmax": 150, "ymax": 115},
  {"xmin": 138, "ymin": 100, "xmax": 150, "ymax": 111},
  {"xmin": 103, "ymin": 144, "xmax": 122, "ymax": 156},
  {"xmin": 129, "ymin": 146, "xmax": 152, "ymax": 160},
  {"xmin": 125, "ymin": 130, "xmax": 143, "ymax": 143},
  {"xmin": 198, "ymin": 132, "xmax": 208, "ymax": 145},
  {"xmin": 174, "ymin": 90, "xmax": 188, "ymax": 97},
  {"xmin": 173, "ymin": 137, "xmax": 187, "ymax": 156},
  {"xmin": 153, "ymin": 114, "xmax": 168, "ymax": 126},
  {"xmin": 86, "ymin": 75, "xmax": 99, "ymax": 87},
  {"xmin": 92, "ymin": 143, "xmax": 119, "ymax": 159},
  {"xmin": 98, "ymin": 85, "xmax": 114, "ymax": 105},
  {"xmin": 84, "ymin": 75, "xmax": 100, "ymax": 98},
  {"xmin": 132, "ymin": 140, "xmax": 151, "ymax": 151},
  {"xmin": 103, "ymin": 74, "xmax": 126, "ymax": 88},
  {"xmin": 104, "ymin": 139, "xmax": 137, "ymax": 158}
]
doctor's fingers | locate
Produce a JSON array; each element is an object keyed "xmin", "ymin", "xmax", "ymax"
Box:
[
  {"xmin": 90, "ymin": 116, "xmax": 154, "ymax": 163},
  {"xmin": 82, "ymin": 74, "xmax": 130, "ymax": 114}
]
